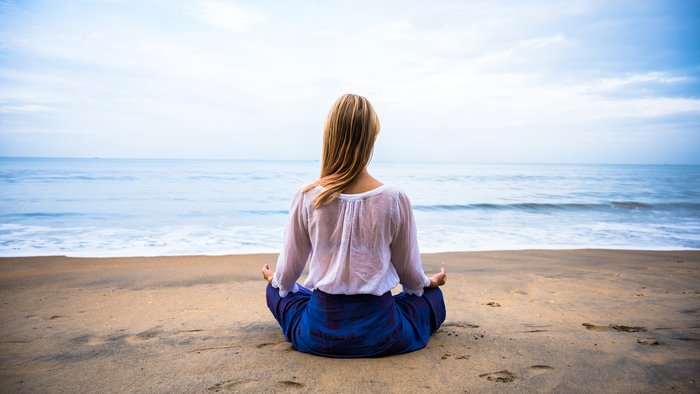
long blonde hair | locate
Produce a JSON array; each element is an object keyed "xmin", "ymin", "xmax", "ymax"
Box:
[{"xmin": 306, "ymin": 94, "xmax": 381, "ymax": 208}]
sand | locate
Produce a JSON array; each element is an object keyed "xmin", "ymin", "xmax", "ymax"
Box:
[{"xmin": 0, "ymin": 250, "xmax": 698, "ymax": 393}]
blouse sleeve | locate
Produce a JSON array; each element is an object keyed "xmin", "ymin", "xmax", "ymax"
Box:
[
  {"xmin": 390, "ymin": 190, "xmax": 431, "ymax": 296},
  {"xmin": 271, "ymin": 187, "xmax": 312, "ymax": 297}
]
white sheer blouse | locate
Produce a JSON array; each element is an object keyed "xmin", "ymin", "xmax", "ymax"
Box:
[{"xmin": 271, "ymin": 184, "xmax": 431, "ymax": 297}]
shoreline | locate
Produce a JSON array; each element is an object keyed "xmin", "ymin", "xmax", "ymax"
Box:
[
  {"xmin": 2, "ymin": 246, "xmax": 699, "ymax": 259},
  {"xmin": 1, "ymin": 249, "xmax": 699, "ymax": 392}
]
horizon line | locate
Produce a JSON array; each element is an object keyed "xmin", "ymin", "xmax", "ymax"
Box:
[{"xmin": 1, "ymin": 155, "xmax": 699, "ymax": 166}]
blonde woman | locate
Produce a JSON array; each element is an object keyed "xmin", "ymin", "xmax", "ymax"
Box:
[{"xmin": 262, "ymin": 94, "xmax": 446, "ymax": 357}]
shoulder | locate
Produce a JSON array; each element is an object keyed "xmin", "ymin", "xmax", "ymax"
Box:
[
  {"xmin": 292, "ymin": 182, "xmax": 329, "ymax": 210},
  {"xmin": 371, "ymin": 186, "xmax": 413, "ymax": 215},
  {"xmin": 287, "ymin": 183, "xmax": 318, "ymax": 205},
  {"xmin": 298, "ymin": 183, "xmax": 321, "ymax": 200},
  {"xmin": 345, "ymin": 184, "xmax": 407, "ymax": 203},
  {"xmin": 381, "ymin": 185, "xmax": 410, "ymax": 202}
]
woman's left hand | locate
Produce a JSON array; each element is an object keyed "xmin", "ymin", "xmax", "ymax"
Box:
[
  {"xmin": 262, "ymin": 264, "xmax": 274, "ymax": 284},
  {"xmin": 428, "ymin": 267, "xmax": 447, "ymax": 288}
]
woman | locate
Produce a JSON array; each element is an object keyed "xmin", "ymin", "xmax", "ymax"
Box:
[{"xmin": 262, "ymin": 93, "xmax": 446, "ymax": 358}]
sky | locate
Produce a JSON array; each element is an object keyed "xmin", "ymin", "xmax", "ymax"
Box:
[{"xmin": 0, "ymin": 0, "xmax": 699, "ymax": 164}]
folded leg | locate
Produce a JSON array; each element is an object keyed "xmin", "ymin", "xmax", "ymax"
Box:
[{"xmin": 266, "ymin": 283, "xmax": 312, "ymax": 342}]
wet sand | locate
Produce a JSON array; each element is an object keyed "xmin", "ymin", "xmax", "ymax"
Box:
[{"xmin": 0, "ymin": 250, "xmax": 698, "ymax": 393}]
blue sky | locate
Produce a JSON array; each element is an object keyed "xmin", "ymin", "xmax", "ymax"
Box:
[{"xmin": 0, "ymin": 0, "xmax": 698, "ymax": 164}]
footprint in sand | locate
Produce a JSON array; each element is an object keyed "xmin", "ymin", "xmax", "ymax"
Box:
[
  {"xmin": 680, "ymin": 307, "xmax": 700, "ymax": 315},
  {"xmin": 256, "ymin": 342, "xmax": 293, "ymax": 351},
  {"xmin": 526, "ymin": 365, "xmax": 555, "ymax": 377},
  {"xmin": 522, "ymin": 324, "xmax": 550, "ymax": 332},
  {"xmin": 72, "ymin": 334, "xmax": 107, "ymax": 346},
  {"xmin": 637, "ymin": 338, "xmax": 659, "ymax": 345},
  {"xmin": 87, "ymin": 337, "xmax": 107, "ymax": 346},
  {"xmin": 124, "ymin": 336, "xmax": 150, "ymax": 344},
  {"xmin": 479, "ymin": 370, "xmax": 518, "ymax": 383},
  {"xmin": 582, "ymin": 323, "xmax": 646, "ymax": 332},
  {"xmin": 123, "ymin": 328, "xmax": 162, "ymax": 344},
  {"xmin": 187, "ymin": 345, "xmax": 240, "ymax": 354},
  {"xmin": 441, "ymin": 352, "xmax": 469, "ymax": 360},
  {"xmin": 480, "ymin": 366, "xmax": 552, "ymax": 383},
  {"xmin": 443, "ymin": 322, "xmax": 480, "ymax": 329},
  {"xmin": 208, "ymin": 379, "xmax": 258, "ymax": 392},
  {"xmin": 0, "ymin": 340, "xmax": 29, "ymax": 344},
  {"xmin": 207, "ymin": 379, "xmax": 305, "ymax": 392},
  {"xmin": 277, "ymin": 380, "xmax": 305, "ymax": 390},
  {"xmin": 437, "ymin": 328, "xmax": 461, "ymax": 337}
]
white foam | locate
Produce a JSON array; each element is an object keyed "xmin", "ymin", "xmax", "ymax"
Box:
[
  {"xmin": 1, "ymin": 221, "xmax": 697, "ymax": 258},
  {"xmin": 0, "ymin": 224, "xmax": 285, "ymax": 257}
]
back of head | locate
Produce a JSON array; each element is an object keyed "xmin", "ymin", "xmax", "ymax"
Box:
[{"xmin": 308, "ymin": 93, "xmax": 381, "ymax": 208}]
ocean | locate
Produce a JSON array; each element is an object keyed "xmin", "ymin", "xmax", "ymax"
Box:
[{"xmin": 1, "ymin": 157, "xmax": 699, "ymax": 257}]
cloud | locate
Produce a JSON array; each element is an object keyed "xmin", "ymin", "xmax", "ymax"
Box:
[
  {"xmin": 517, "ymin": 33, "xmax": 567, "ymax": 49},
  {"xmin": 0, "ymin": 104, "xmax": 54, "ymax": 113},
  {"xmin": 588, "ymin": 72, "xmax": 694, "ymax": 92},
  {"xmin": 192, "ymin": 0, "xmax": 263, "ymax": 32},
  {"xmin": 0, "ymin": 0, "xmax": 698, "ymax": 163}
]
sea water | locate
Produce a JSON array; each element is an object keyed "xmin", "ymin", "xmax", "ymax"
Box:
[{"xmin": 1, "ymin": 157, "xmax": 699, "ymax": 257}]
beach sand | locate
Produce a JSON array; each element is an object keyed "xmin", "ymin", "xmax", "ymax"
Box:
[{"xmin": 0, "ymin": 250, "xmax": 698, "ymax": 393}]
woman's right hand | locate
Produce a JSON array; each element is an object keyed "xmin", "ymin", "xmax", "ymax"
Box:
[
  {"xmin": 262, "ymin": 264, "xmax": 274, "ymax": 284},
  {"xmin": 428, "ymin": 267, "xmax": 447, "ymax": 288}
]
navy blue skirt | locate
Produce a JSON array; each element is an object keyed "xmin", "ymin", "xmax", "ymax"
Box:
[{"xmin": 266, "ymin": 284, "xmax": 445, "ymax": 358}]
